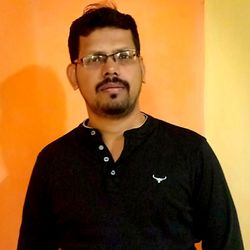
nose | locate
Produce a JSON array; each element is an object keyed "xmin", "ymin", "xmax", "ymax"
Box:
[{"xmin": 101, "ymin": 56, "xmax": 120, "ymax": 78}]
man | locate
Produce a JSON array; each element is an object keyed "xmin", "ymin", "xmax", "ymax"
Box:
[{"xmin": 17, "ymin": 2, "xmax": 244, "ymax": 250}]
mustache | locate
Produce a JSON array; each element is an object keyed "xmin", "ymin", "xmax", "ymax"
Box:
[{"xmin": 96, "ymin": 76, "xmax": 130, "ymax": 92}]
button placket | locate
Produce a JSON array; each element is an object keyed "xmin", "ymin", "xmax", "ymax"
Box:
[
  {"xmin": 97, "ymin": 145, "xmax": 112, "ymax": 165},
  {"xmin": 93, "ymin": 136, "xmax": 118, "ymax": 178}
]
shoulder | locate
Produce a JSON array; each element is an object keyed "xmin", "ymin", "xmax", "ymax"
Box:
[
  {"xmin": 38, "ymin": 124, "xmax": 86, "ymax": 158},
  {"xmin": 148, "ymin": 115, "xmax": 206, "ymax": 149}
]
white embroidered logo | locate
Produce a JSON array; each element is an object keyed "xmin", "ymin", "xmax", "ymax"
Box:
[{"xmin": 152, "ymin": 174, "xmax": 167, "ymax": 183}]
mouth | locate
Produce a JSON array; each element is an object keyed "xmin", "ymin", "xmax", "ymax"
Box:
[
  {"xmin": 98, "ymin": 82, "xmax": 126, "ymax": 92},
  {"xmin": 96, "ymin": 77, "xmax": 130, "ymax": 94}
]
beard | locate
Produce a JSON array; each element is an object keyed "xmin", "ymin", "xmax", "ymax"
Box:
[
  {"xmin": 96, "ymin": 93, "xmax": 136, "ymax": 118},
  {"xmin": 86, "ymin": 76, "xmax": 141, "ymax": 119}
]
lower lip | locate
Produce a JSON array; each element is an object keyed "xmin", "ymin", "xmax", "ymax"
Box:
[{"xmin": 101, "ymin": 87, "xmax": 125, "ymax": 94}]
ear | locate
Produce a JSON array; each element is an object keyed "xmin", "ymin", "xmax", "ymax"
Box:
[
  {"xmin": 139, "ymin": 56, "xmax": 146, "ymax": 83},
  {"xmin": 66, "ymin": 63, "xmax": 79, "ymax": 90}
]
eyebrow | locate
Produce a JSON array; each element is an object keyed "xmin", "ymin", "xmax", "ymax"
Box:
[{"xmin": 86, "ymin": 48, "xmax": 134, "ymax": 56}]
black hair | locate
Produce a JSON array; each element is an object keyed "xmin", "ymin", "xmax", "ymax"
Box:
[{"xmin": 68, "ymin": 3, "xmax": 140, "ymax": 63}]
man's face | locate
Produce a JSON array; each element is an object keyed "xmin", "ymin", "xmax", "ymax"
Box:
[{"xmin": 68, "ymin": 27, "xmax": 145, "ymax": 119}]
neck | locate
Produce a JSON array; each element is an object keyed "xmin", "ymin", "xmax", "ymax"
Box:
[
  {"xmin": 87, "ymin": 108, "xmax": 145, "ymax": 136},
  {"xmin": 88, "ymin": 109, "xmax": 146, "ymax": 161},
  {"xmin": 86, "ymin": 108, "xmax": 146, "ymax": 162}
]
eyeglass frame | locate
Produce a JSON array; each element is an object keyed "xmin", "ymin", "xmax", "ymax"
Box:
[{"xmin": 73, "ymin": 48, "xmax": 140, "ymax": 68}]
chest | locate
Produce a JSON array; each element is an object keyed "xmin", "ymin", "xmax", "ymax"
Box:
[{"xmin": 48, "ymin": 142, "xmax": 195, "ymax": 228}]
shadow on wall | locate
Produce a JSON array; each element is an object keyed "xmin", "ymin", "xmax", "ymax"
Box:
[{"xmin": 0, "ymin": 65, "xmax": 66, "ymax": 250}]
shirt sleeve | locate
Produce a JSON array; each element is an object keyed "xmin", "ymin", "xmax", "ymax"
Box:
[
  {"xmin": 192, "ymin": 140, "xmax": 244, "ymax": 249},
  {"xmin": 17, "ymin": 151, "xmax": 58, "ymax": 250}
]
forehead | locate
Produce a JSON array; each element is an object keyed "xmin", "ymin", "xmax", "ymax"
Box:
[{"xmin": 79, "ymin": 27, "xmax": 135, "ymax": 54}]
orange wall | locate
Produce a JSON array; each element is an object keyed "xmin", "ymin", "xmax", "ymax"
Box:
[{"xmin": 0, "ymin": 1, "xmax": 204, "ymax": 249}]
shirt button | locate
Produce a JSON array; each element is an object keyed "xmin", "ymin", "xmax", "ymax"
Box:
[
  {"xmin": 111, "ymin": 170, "xmax": 116, "ymax": 176},
  {"xmin": 90, "ymin": 130, "xmax": 96, "ymax": 136},
  {"xmin": 98, "ymin": 145, "xmax": 104, "ymax": 150},
  {"xmin": 104, "ymin": 156, "xmax": 109, "ymax": 162}
]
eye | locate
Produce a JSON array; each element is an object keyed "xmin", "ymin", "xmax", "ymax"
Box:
[
  {"xmin": 116, "ymin": 51, "xmax": 132, "ymax": 60},
  {"xmin": 83, "ymin": 54, "xmax": 106, "ymax": 65}
]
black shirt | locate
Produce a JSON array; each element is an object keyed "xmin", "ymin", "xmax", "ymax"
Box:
[{"xmin": 17, "ymin": 114, "xmax": 244, "ymax": 249}]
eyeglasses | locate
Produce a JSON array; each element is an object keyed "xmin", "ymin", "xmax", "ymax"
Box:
[{"xmin": 74, "ymin": 49, "xmax": 139, "ymax": 68}]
